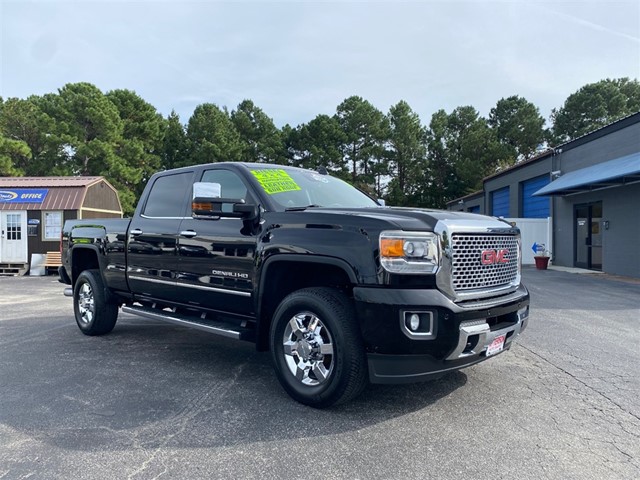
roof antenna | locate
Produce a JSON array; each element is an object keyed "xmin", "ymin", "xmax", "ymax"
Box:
[{"xmin": 316, "ymin": 166, "xmax": 328, "ymax": 175}]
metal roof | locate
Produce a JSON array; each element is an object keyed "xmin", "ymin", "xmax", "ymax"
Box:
[
  {"xmin": 533, "ymin": 152, "xmax": 640, "ymax": 196},
  {"xmin": 0, "ymin": 176, "xmax": 103, "ymax": 188},
  {"xmin": 483, "ymin": 111, "xmax": 640, "ymax": 184},
  {"xmin": 482, "ymin": 149, "xmax": 554, "ymax": 183},
  {"xmin": 0, "ymin": 176, "xmax": 117, "ymax": 211},
  {"xmin": 446, "ymin": 189, "xmax": 484, "ymax": 206}
]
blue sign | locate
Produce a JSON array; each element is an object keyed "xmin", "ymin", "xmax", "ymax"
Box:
[
  {"xmin": 0, "ymin": 189, "xmax": 49, "ymax": 203},
  {"xmin": 532, "ymin": 242, "xmax": 546, "ymax": 254}
]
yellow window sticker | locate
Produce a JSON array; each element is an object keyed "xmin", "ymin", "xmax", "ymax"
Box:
[{"xmin": 251, "ymin": 169, "xmax": 301, "ymax": 194}]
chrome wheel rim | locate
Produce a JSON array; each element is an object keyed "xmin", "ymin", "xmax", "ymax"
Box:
[
  {"xmin": 77, "ymin": 282, "xmax": 95, "ymax": 325},
  {"xmin": 282, "ymin": 312, "xmax": 334, "ymax": 386}
]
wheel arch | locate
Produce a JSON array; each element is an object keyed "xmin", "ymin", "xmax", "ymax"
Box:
[
  {"xmin": 255, "ymin": 255, "xmax": 358, "ymax": 351},
  {"xmin": 70, "ymin": 245, "xmax": 102, "ymax": 285}
]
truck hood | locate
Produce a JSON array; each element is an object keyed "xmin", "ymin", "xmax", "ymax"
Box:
[{"xmin": 295, "ymin": 206, "xmax": 514, "ymax": 232}]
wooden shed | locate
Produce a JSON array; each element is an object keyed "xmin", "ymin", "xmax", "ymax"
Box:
[{"xmin": 0, "ymin": 176, "xmax": 122, "ymax": 275}]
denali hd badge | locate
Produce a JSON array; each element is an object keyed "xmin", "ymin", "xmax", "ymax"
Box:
[
  {"xmin": 211, "ymin": 269, "xmax": 249, "ymax": 279},
  {"xmin": 481, "ymin": 249, "xmax": 509, "ymax": 265}
]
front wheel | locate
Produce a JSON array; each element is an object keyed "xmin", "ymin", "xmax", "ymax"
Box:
[
  {"xmin": 73, "ymin": 269, "xmax": 118, "ymax": 336},
  {"xmin": 269, "ymin": 287, "xmax": 368, "ymax": 408}
]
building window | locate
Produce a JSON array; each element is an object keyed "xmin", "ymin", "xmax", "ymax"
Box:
[
  {"xmin": 43, "ymin": 211, "xmax": 63, "ymax": 241},
  {"xmin": 491, "ymin": 187, "xmax": 510, "ymax": 217},
  {"xmin": 5, "ymin": 213, "xmax": 22, "ymax": 240}
]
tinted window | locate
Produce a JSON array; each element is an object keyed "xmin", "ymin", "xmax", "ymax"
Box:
[
  {"xmin": 201, "ymin": 169, "xmax": 249, "ymax": 200},
  {"xmin": 143, "ymin": 172, "xmax": 192, "ymax": 217},
  {"xmin": 200, "ymin": 169, "xmax": 254, "ymax": 213}
]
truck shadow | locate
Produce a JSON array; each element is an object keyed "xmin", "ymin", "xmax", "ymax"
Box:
[{"xmin": 8, "ymin": 319, "xmax": 469, "ymax": 452}]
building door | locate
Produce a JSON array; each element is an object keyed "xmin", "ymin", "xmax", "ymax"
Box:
[
  {"xmin": 575, "ymin": 202, "xmax": 602, "ymax": 270},
  {"xmin": 491, "ymin": 187, "xmax": 510, "ymax": 217},
  {"xmin": 0, "ymin": 211, "xmax": 28, "ymax": 263},
  {"xmin": 521, "ymin": 175, "xmax": 550, "ymax": 218}
]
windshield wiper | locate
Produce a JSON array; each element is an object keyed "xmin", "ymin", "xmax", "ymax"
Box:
[{"xmin": 285, "ymin": 204, "xmax": 322, "ymax": 211}]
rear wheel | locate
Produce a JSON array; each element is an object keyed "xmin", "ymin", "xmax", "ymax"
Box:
[
  {"xmin": 269, "ymin": 287, "xmax": 368, "ymax": 408},
  {"xmin": 73, "ymin": 269, "xmax": 118, "ymax": 336}
]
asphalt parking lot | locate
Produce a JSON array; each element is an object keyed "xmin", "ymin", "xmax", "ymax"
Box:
[{"xmin": 1, "ymin": 268, "xmax": 639, "ymax": 479}]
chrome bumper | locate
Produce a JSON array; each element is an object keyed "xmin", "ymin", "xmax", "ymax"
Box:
[{"xmin": 446, "ymin": 305, "xmax": 529, "ymax": 360}]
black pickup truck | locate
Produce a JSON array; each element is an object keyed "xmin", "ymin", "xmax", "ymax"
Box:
[{"xmin": 59, "ymin": 162, "xmax": 530, "ymax": 407}]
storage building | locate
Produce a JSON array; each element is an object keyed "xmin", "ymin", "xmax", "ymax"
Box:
[{"xmin": 0, "ymin": 176, "xmax": 122, "ymax": 275}]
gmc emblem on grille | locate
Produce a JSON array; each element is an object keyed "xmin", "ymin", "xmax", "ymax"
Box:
[{"xmin": 481, "ymin": 249, "xmax": 509, "ymax": 265}]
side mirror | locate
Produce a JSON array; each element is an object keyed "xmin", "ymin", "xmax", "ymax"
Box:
[
  {"xmin": 192, "ymin": 182, "xmax": 259, "ymax": 222},
  {"xmin": 233, "ymin": 202, "xmax": 259, "ymax": 220}
]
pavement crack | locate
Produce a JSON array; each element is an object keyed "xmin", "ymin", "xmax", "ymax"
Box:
[{"xmin": 519, "ymin": 344, "xmax": 640, "ymax": 426}]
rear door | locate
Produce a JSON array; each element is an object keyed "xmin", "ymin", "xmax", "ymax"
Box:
[
  {"xmin": 127, "ymin": 171, "xmax": 194, "ymax": 304},
  {"xmin": 176, "ymin": 168, "xmax": 257, "ymax": 315}
]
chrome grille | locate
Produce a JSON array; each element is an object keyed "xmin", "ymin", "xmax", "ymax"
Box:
[{"xmin": 451, "ymin": 234, "xmax": 519, "ymax": 292}]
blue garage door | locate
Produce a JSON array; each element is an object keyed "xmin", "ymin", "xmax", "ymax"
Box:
[
  {"xmin": 522, "ymin": 175, "xmax": 550, "ymax": 218},
  {"xmin": 491, "ymin": 187, "xmax": 510, "ymax": 217},
  {"xmin": 468, "ymin": 205, "xmax": 480, "ymax": 214}
]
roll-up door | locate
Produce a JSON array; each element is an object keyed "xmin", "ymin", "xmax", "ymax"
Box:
[
  {"xmin": 522, "ymin": 176, "xmax": 550, "ymax": 218},
  {"xmin": 491, "ymin": 187, "xmax": 509, "ymax": 217}
]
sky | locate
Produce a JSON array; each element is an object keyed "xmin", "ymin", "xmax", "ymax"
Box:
[{"xmin": 1, "ymin": 0, "xmax": 639, "ymax": 128}]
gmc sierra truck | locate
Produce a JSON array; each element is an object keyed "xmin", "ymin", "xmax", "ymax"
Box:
[{"xmin": 59, "ymin": 162, "xmax": 530, "ymax": 407}]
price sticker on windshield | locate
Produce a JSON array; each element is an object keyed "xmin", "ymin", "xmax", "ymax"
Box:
[{"xmin": 251, "ymin": 169, "xmax": 301, "ymax": 194}]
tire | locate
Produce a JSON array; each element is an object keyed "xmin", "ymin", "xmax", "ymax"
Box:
[
  {"xmin": 269, "ymin": 287, "xmax": 368, "ymax": 408},
  {"xmin": 73, "ymin": 269, "xmax": 119, "ymax": 336}
]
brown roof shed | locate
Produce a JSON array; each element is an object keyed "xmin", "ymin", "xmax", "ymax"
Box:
[{"xmin": 0, "ymin": 176, "xmax": 122, "ymax": 216}]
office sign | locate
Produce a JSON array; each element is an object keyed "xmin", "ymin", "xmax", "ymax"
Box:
[{"xmin": 0, "ymin": 189, "xmax": 49, "ymax": 203}]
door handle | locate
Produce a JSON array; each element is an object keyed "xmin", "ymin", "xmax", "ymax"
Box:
[
  {"xmin": 130, "ymin": 229, "xmax": 143, "ymax": 236},
  {"xmin": 180, "ymin": 230, "xmax": 197, "ymax": 238}
]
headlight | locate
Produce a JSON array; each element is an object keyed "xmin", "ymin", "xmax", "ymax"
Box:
[{"xmin": 380, "ymin": 231, "xmax": 440, "ymax": 274}]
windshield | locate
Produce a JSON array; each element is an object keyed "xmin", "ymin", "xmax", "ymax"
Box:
[{"xmin": 250, "ymin": 168, "xmax": 379, "ymax": 209}]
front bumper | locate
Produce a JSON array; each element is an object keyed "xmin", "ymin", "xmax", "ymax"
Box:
[
  {"xmin": 353, "ymin": 284, "xmax": 530, "ymax": 384},
  {"xmin": 367, "ymin": 309, "xmax": 528, "ymax": 383}
]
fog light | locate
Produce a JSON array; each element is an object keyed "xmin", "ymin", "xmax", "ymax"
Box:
[
  {"xmin": 401, "ymin": 311, "xmax": 435, "ymax": 339},
  {"xmin": 408, "ymin": 313, "xmax": 420, "ymax": 331},
  {"xmin": 517, "ymin": 306, "xmax": 529, "ymax": 321}
]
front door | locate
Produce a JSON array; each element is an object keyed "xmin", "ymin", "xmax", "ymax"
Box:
[
  {"xmin": 0, "ymin": 211, "xmax": 28, "ymax": 263},
  {"xmin": 176, "ymin": 168, "xmax": 257, "ymax": 315},
  {"xmin": 575, "ymin": 202, "xmax": 602, "ymax": 270}
]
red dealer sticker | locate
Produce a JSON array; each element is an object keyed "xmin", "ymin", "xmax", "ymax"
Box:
[{"xmin": 486, "ymin": 335, "xmax": 506, "ymax": 356}]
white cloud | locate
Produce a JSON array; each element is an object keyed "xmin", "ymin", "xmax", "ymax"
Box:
[{"xmin": 1, "ymin": 0, "xmax": 638, "ymax": 128}]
